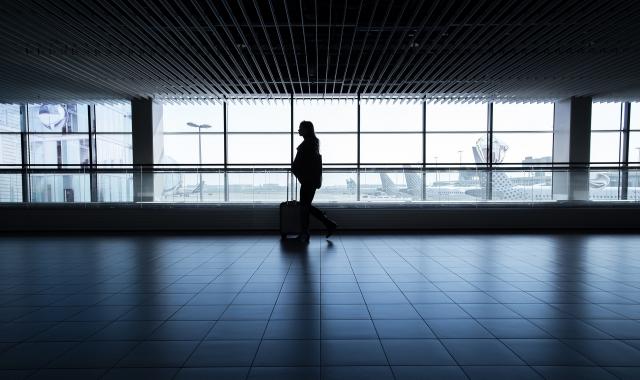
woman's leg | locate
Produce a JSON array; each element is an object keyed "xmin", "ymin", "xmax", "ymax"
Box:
[
  {"xmin": 300, "ymin": 185, "xmax": 337, "ymax": 238},
  {"xmin": 305, "ymin": 190, "xmax": 337, "ymax": 234},
  {"xmin": 299, "ymin": 185, "xmax": 314, "ymax": 235},
  {"xmin": 309, "ymin": 205, "xmax": 329, "ymax": 225}
]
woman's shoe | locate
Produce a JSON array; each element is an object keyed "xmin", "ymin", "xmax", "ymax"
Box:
[{"xmin": 298, "ymin": 233, "xmax": 310, "ymax": 243}]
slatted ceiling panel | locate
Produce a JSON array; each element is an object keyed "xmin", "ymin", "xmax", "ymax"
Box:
[{"xmin": 1, "ymin": 0, "xmax": 640, "ymax": 103}]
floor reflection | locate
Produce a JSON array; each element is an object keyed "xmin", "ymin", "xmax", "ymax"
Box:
[{"xmin": 0, "ymin": 233, "xmax": 639, "ymax": 378}]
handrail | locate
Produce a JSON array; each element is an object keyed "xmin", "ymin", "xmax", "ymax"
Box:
[
  {"xmin": 2, "ymin": 162, "xmax": 640, "ymax": 169},
  {"xmin": 1, "ymin": 167, "xmax": 638, "ymax": 175}
]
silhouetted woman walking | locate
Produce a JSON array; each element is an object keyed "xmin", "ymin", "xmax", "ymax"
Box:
[{"xmin": 292, "ymin": 121, "xmax": 337, "ymax": 243}]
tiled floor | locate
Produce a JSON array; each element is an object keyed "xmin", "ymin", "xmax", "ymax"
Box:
[{"xmin": 0, "ymin": 233, "xmax": 640, "ymax": 379}]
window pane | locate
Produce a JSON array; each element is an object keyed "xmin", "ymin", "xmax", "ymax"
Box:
[
  {"xmin": 631, "ymin": 102, "xmax": 640, "ymax": 131},
  {"xmin": 360, "ymin": 101, "xmax": 422, "ymax": 132},
  {"xmin": 425, "ymin": 169, "xmax": 480, "ymax": 202},
  {"xmin": 0, "ymin": 174, "xmax": 22, "ymax": 202},
  {"xmin": 491, "ymin": 170, "xmax": 553, "ymax": 201},
  {"xmin": 294, "ymin": 100, "xmax": 356, "ymax": 132},
  {"xmin": 0, "ymin": 104, "xmax": 21, "ymax": 132},
  {"xmin": 29, "ymin": 134, "xmax": 89, "ymax": 165},
  {"xmin": 29, "ymin": 174, "xmax": 90, "ymax": 202},
  {"xmin": 493, "ymin": 133, "xmax": 553, "ymax": 164},
  {"xmin": 628, "ymin": 168, "xmax": 640, "ymax": 200},
  {"xmin": 161, "ymin": 102, "xmax": 223, "ymax": 132},
  {"xmin": 360, "ymin": 171, "xmax": 421, "ymax": 201},
  {"xmin": 425, "ymin": 133, "xmax": 485, "ymax": 164},
  {"xmin": 426, "ymin": 103, "xmax": 487, "ymax": 132},
  {"xmin": 228, "ymin": 134, "xmax": 290, "ymax": 164},
  {"xmin": 590, "ymin": 131, "xmax": 620, "ymax": 163},
  {"xmin": 228, "ymin": 171, "xmax": 287, "ymax": 202},
  {"xmin": 159, "ymin": 134, "xmax": 224, "ymax": 165},
  {"xmin": 228, "ymin": 99, "xmax": 290, "ymax": 132},
  {"xmin": 294, "ymin": 133, "xmax": 357, "ymax": 164},
  {"xmin": 160, "ymin": 135, "xmax": 198, "ymax": 164},
  {"xmin": 591, "ymin": 102, "xmax": 621, "ymax": 130},
  {"xmin": 97, "ymin": 173, "xmax": 133, "ymax": 202},
  {"xmin": 629, "ymin": 131, "xmax": 640, "ymax": 163},
  {"xmin": 201, "ymin": 135, "xmax": 224, "ymax": 164},
  {"xmin": 493, "ymin": 103, "xmax": 554, "ymax": 131},
  {"xmin": 0, "ymin": 104, "xmax": 21, "ymax": 200},
  {"xmin": 589, "ymin": 169, "xmax": 620, "ymax": 201},
  {"xmin": 314, "ymin": 172, "xmax": 357, "ymax": 202},
  {"xmin": 361, "ymin": 133, "xmax": 422, "ymax": 164},
  {"xmin": 0, "ymin": 134, "xmax": 21, "ymax": 165},
  {"xmin": 28, "ymin": 104, "xmax": 89, "ymax": 133},
  {"xmin": 95, "ymin": 103, "xmax": 132, "ymax": 132},
  {"xmin": 96, "ymin": 134, "xmax": 132, "ymax": 165},
  {"xmin": 155, "ymin": 172, "xmax": 224, "ymax": 202}
]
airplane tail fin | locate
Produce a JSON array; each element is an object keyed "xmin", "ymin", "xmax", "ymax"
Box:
[
  {"xmin": 380, "ymin": 173, "xmax": 398, "ymax": 195},
  {"xmin": 471, "ymin": 144, "xmax": 524, "ymax": 200},
  {"xmin": 491, "ymin": 171, "xmax": 527, "ymax": 200},
  {"xmin": 191, "ymin": 180, "xmax": 205, "ymax": 194},
  {"xmin": 346, "ymin": 178, "xmax": 356, "ymax": 194},
  {"xmin": 472, "ymin": 145, "xmax": 486, "ymax": 164},
  {"xmin": 403, "ymin": 169, "xmax": 422, "ymax": 197}
]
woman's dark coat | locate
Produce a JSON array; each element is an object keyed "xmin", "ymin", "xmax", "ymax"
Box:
[{"xmin": 292, "ymin": 138, "xmax": 322, "ymax": 189}]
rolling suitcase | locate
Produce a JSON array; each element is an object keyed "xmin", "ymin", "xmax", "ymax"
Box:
[{"xmin": 280, "ymin": 174, "xmax": 301, "ymax": 239}]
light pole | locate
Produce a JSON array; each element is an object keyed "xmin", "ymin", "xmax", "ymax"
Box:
[
  {"xmin": 187, "ymin": 122, "xmax": 212, "ymax": 201},
  {"xmin": 434, "ymin": 156, "xmax": 439, "ymax": 183}
]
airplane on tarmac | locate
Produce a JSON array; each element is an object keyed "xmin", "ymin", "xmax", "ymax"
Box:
[{"xmin": 350, "ymin": 138, "xmax": 633, "ymax": 202}]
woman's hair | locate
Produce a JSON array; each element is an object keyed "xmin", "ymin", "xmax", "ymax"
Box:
[
  {"xmin": 299, "ymin": 120, "xmax": 319, "ymax": 151},
  {"xmin": 299, "ymin": 120, "xmax": 316, "ymax": 137}
]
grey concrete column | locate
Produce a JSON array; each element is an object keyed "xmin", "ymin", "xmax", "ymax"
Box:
[
  {"xmin": 552, "ymin": 97, "xmax": 591, "ymax": 200},
  {"xmin": 132, "ymin": 98, "xmax": 163, "ymax": 202}
]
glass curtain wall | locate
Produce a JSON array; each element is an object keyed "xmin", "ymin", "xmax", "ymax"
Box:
[
  {"xmin": 19, "ymin": 98, "xmax": 640, "ymax": 204},
  {"xmin": 294, "ymin": 99, "xmax": 357, "ymax": 202},
  {"xmin": 156, "ymin": 102, "xmax": 224, "ymax": 202},
  {"xmin": 0, "ymin": 104, "xmax": 22, "ymax": 201},
  {"xmin": 590, "ymin": 103, "xmax": 622, "ymax": 164},
  {"xmin": 589, "ymin": 102, "xmax": 623, "ymax": 200},
  {"xmin": 95, "ymin": 103, "xmax": 133, "ymax": 202},
  {"xmin": 627, "ymin": 102, "xmax": 640, "ymax": 200},
  {"xmin": 360, "ymin": 100, "xmax": 423, "ymax": 202},
  {"xmin": 630, "ymin": 102, "xmax": 640, "ymax": 164},
  {"xmin": 227, "ymin": 99, "xmax": 290, "ymax": 202},
  {"xmin": 425, "ymin": 103, "xmax": 487, "ymax": 202},
  {"xmin": 492, "ymin": 103, "xmax": 554, "ymax": 201},
  {"xmin": 27, "ymin": 103, "xmax": 91, "ymax": 202}
]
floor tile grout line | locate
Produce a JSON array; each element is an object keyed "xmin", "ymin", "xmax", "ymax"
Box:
[
  {"xmin": 12, "ymin": 240, "xmax": 200, "ymax": 379},
  {"xmin": 374, "ymin": 237, "xmax": 558, "ymax": 378},
  {"xmin": 337, "ymin": 237, "xmax": 397, "ymax": 379},
  {"xmin": 90, "ymin": 240, "xmax": 233, "ymax": 379},
  {"xmin": 376, "ymin": 236, "xmax": 607, "ymax": 378},
  {"xmin": 168, "ymin": 238, "xmax": 271, "ymax": 380},
  {"xmin": 2, "ymin": 234, "xmax": 640, "ymax": 378},
  {"xmin": 89, "ymin": 240, "xmax": 236, "ymax": 378},
  {"xmin": 320, "ymin": 237, "xmax": 324, "ymax": 379},
  {"xmin": 246, "ymin": 238, "xmax": 296, "ymax": 376},
  {"xmin": 96, "ymin": 239, "xmax": 260, "ymax": 379},
  {"xmin": 24, "ymin": 239, "xmax": 205, "ymax": 351},
  {"xmin": 360, "ymin": 238, "xmax": 471, "ymax": 380}
]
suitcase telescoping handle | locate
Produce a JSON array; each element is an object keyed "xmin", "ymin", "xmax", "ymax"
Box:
[{"xmin": 286, "ymin": 170, "xmax": 298, "ymax": 202}]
